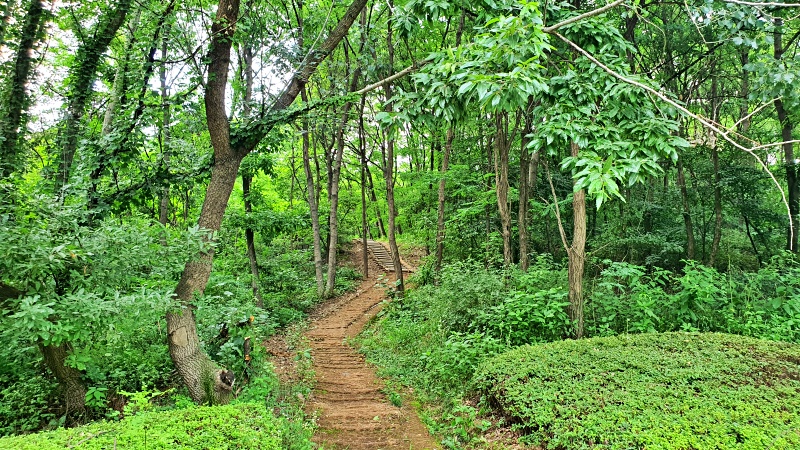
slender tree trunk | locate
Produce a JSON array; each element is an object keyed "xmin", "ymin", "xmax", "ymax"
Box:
[
  {"xmin": 677, "ymin": 159, "xmax": 696, "ymax": 259},
  {"xmin": 435, "ymin": 127, "xmax": 453, "ymax": 271},
  {"xmin": 709, "ymin": 69, "xmax": 723, "ymax": 267},
  {"xmin": 41, "ymin": 342, "xmax": 87, "ymax": 423},
  {"xmin": 158, "ymin": 27, "xmax": 171, "ymax": 226},
  {"xmin": 101, "ymin": 10, "xmax": 141, "ymax": 136},
  {"xmin": 302, "ymin": 90, "xmax": 325, "ymax": 297},
  {"xmin": 774, "ymin": 19, "xmax": 799, "ymax": 252},
  {"xmin": 0, "ymin": 0, "xmax": 46, "ymax": 179},
  {"xmin": 365, "ymin": 162, "xmax": 386, "ymax": 237},
  {"xmin": 568, "ymin": 142, "xmax": 586, "ymax": 339},
  {"xmin": 383, "ymin": 1, "xmax": 404, "ymax": 294},
  {"xmin": 494, "ymin": 113, "xmax": 513, "ymax": 266},
  {"xmin": 518, "ymin": 108, "xmax": 534, "ymax": 270},
  {"xmin": 324, "ymin": 67, "xmax": 362, "ymax": 298},
  {"xmin": 359, "ymin": 95, "xmax": 369, "ymax": 277},
  {"xmin": 54, "ymin": 0, "xmax": 133, "ymax": 195}
]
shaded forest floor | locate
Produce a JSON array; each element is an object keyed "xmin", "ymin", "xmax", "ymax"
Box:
[{"xmin": 267, "ymin": 242, "xmax": 439, "ymax": 449}]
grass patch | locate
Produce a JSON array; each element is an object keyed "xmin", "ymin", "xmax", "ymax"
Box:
[
  {"xmin": 474, "ymin": 332, "xmax": 800, "ymax": 449},
  {"xmin": 0, "ymin": 403, "xmax": 309, "ymax": 449}
]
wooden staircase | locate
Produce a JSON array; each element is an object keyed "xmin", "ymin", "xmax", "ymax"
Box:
[{"xmin": 366, "ymin": 240, "xmax": 412, "ymax": 273}]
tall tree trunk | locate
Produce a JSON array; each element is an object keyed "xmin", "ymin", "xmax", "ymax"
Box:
[
  {"xmin": 101, "ymin": 10, "xmax": 141, "ymax": 136},
  {"xmin": 382, "ymin": 1, "xmax": 404, "ymax": 294},
  {"xmin": 54, "ymin": 0, "xmax": 133, "ymax": 195},
  {"xmin": 167, "ymin": 0, "xmax": 241, "ymax": 405},
  {"xmin": 240, "ymin": 42, "xmax": 263, "ymax": 307},
  {"xmin": 677, "ymin": 158, "xmax": 696, "ymax": 259},
  {"xmin": 518, "ymin": 107, "xmax": 534, "ymax": 270},
  {"xmin": 40, "ymin": 342, "xmax": 86, "ymax": 424},
  {"xmin": 494, "ymin": 112, "xmax": 513, "ymax": 266},
  {"xmin": 359, "ymin": 95, "xmax": 369, "ymax": 277},
  {"xmin": 158, "ymin": 26, "xmax": 171, "ymax": 226},
  {"xmin": 774, "ymin": 18, "xmax": 799, "ymax": 252},
  {"xmin": 302, "ymin": 89, "xmax": 325, "ymax": 297},
  {"xmin": 568, "ymin": 142, "xmax": 586, "ymax": 339},
  {"xmin": 435, "ymin": 126, "xmax": 453, "ymax": 271},
  {"xmin": 708, "ymin": 69, "xmax": 723, "ymax": 267},
  {"xmin": 324, "ymin": 67, "xmax": 362, "ymax": 298},
  {"xmin": 0, "ymin": 0, "xmax": 46, "ymax": 180}
]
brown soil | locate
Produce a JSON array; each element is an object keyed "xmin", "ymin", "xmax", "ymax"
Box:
[{"xmin": 270, "ymin": 242, "xmax": 440, "ymax": 449}]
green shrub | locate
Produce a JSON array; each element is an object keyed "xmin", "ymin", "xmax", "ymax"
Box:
[
  {"xmin": 474, "ymin": 332, "xmax": 800, "ymax": 449},
  {"xmin": 0, "ymin": 403, "xmax": 310, "ymax": 450}
]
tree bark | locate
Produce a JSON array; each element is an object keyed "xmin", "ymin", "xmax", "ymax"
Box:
[
  {"xmin": 518, "ymin": 108, "xmax": 534, "ymax": 270},
  {"xmin": 324, "ymin": 67, "xmax": 362, "ymax": 298},
  {"xmin": 383, "ymin": 1, "xmax": 404, "ymax": 294},
  {"xmin": 158, "ymin": 25, "xmax": 171, "ymax": 226},
  {"xmin": 167, "ymin": 0, "xmax": 242, "ymax": 405},
  {"xmin": 568, "ymin": 142, "xmax": 586, "ymax": 339},
  {"xmin": 708, "ymin": 69, "xmax": 722, "ymax": 267},
  {"xmin": 301, "ymin": 89, "xmax": 325, "ymax": 297},
  {"xmin": 677, "ymin": 158, "xmax": 696, "ymax": 260},
  {"xmin": 54, "ymin": 0, "xmax": 133, "ymax": 195},
  {"xmin": 359, "ymin": 95, "xmax": 369, "ymax": 277},
  {"xmin": 435, "ymin": 126, "xmax": 453, "ymax": 272},
  {"xmin": 494, "ymin": 112, "xmax": 513, "ymax": 266},
  {"xmin": 40, "ymin": 342, "xmax": 86, "ymax": 424},
  {"xmin": 774, "ymin": 18, "xmax": 799, "ymax": 252},
  {"xmin": 0, "ymin": 0, "xmax": 46, "ymax": 179}
]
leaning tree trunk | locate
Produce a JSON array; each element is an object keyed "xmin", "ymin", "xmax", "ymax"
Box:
[
  {"xmin": 168, "ymin": 0, "xmax": 368, "ymax": 403},
  {"xmin": 0, "ymin": 0, "xmax": 47, "ymax": 180},
  {"xmin": 568, "ymin": 142, "xmax": 587, "ymax": 339},
  {"xmin": 40, "ymin": 342, "xmax": 87, "ymax": 424}
]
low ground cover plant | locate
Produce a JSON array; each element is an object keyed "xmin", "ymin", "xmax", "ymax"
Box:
[{"xmin": 474, "ymin": 332, "xmax": 800, "ymax": 449}]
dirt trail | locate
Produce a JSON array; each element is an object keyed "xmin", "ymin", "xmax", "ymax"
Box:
[{"xmin": 305, "ymin": 244, "xmax": 439, "ymax": 450}]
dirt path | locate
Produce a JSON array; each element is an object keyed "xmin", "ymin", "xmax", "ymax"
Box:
[{"xmin": 304, "ymin": 245, "xmax": 439, "ymax": 450}]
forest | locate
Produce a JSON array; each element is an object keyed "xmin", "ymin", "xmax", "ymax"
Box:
[{"xmin": 1, "ymin": 0, "xmax": 800, "ymax": 448}]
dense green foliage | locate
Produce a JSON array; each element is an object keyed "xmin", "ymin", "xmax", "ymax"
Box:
[
  {"xmin": 475, "ymin": 333, "xmax": 800, "ymax": 449},
  {"xmin": 359, "ymin": 257, "xmax": 800, "ymax": 447},
  {"xmin": 0, "ymin": 403, "xmax": 310, "ymax": 450}
]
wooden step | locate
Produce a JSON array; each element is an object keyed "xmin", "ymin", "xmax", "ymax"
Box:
[{"xmin": 366, "ymin": 240, "xmax": 412, "ymax": 273}]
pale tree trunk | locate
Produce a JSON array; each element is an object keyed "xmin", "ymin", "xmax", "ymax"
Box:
[
  {"xmin": 101, "ymin": 10, "xmax": 141, "ymax": 136},
  {"xmin": 54, "ymin": 0, "xmax": 133, "ymax": 195},
  {"xmin": 40, "ymin": 342, "xmax": 86, "ymax": 424},
  {"xmin": 383, "ymin": 1, "xmax": 404, "ymax": 294},
  {"xmin": 324, "ymin": 66, "xmax": 362, "ymax": 298},
  {"xmin": 435, "ymin": 127, "xmax": 453, "ymax": 272},
  {"xmin": 677, "ymin": 158, "xmax": 696, "ymax": 260},
  {"xmin": 158, "ymin": 28, "xmax": 171, "ymax": 226},
  {"xmin": 494, "ymin": 112, "xmax": 513, "ymax": 266},
  {"xmin": 240, "ymin": 43, "xmax": 263, "ymax": 307},
  {"xmin": 518, "ymin": 108, "xmax": 534, "ymax": 271},
  {"xmin": 301, "ymin": 88, "xmax": 325, "ymax": 297},
  {"xmin": 366, "ymin": 162, "xmax": 387, "ymax": 237},
  {"xmin": 0, "ymin": 0, "xmax": 47, "ymax": 180},
  {"xmin": 359, "ymin": 94, "xmax": 369, "ymax": 277},
  {"xmin": 568, "ymin": 142, "xmax": 586, "ymax": 338},
  {"xmin": 774, "ymin": 19, "xmax": 799, "ymax": 252},
  {"xmin": 709, "ymin": 69, "xmax": 723, "ymax": 267}
]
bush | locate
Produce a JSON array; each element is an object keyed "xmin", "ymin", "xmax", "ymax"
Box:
[
  {"xmin": 474, "ymin": 332, "xmax": 800, "ymax": 449},
  {"xmin": 0, "ymin": 403, "xmax": 311, "ymax": 450}
]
